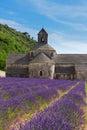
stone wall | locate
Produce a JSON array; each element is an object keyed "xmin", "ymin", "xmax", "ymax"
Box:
[
  {"xmin": 54, "ymin": 63, "xmax": 76, "ymax": 80},
  {"xmin": 6, "ymin": 64, "xmax": 29, "ymax": 77},
  {"xmin": 75, "ymin": 63, "xmax": 87, "ymax": 80},
  {"xmin": 6, "ymin": 62, "xmax": 87, "ymax": 80},
  {"xmin": 29, "ymin": 63, "xmax": 55, "ymax": 79},
  {"xmin": 38, "ymin": 31, "xmax": 48, "ymax": 44}
]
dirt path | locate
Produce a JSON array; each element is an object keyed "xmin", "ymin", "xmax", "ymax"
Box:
[
  {"xmin": 83, "ymin": 101, "xmax": 87, "ymax": 130},
  {"xmin": 84, "ymin": 83, "xmax": 87, "ymax": 130}
]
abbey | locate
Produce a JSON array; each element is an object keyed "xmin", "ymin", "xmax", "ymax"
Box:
[{"xmin": 6, "ymin": 28, "xmax": 87, "ymax": 80}]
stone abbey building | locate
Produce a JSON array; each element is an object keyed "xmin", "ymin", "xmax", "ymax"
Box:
[{"xmin": 6, "ymin": 28, "xmax": 87, "ymax": 80}]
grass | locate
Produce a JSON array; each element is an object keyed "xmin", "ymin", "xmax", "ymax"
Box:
[
  {"xmin": 37, "ymin": 96, "xmax": 48, "ymax": 112},
  {"xmin": 3, "ymin": 93, "xmax": 12, "ymax": 99},
  {"xmin": 7, "ymin": 107, "xmax": 15, "ymax": 119},
  {"xmin": 85, "ymin": 83, "xmax": 87, "ymax": 95},
  {"xmin": 83, "ymin": 82, "xmax": 87, "ymax": 129},
  {"xmin": 85, "ymin": 82, "xmax": 87, "ymax": 104}
]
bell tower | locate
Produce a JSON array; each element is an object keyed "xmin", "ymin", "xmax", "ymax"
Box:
[{"xmin": 38, "ymin": 28, "xmax": 48, "ymax": 44}]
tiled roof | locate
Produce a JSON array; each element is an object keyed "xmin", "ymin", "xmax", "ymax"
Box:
[
  {"xmin": 7, "ymin": 53, "xmax": 87, "ymax": 65},
  {"xmin": 31, "ymin": 43, "xmax": 56, "ymax": 51},
  {"xmin": 6, "ymin": 53, "xmax": 30, "ymax": 64},
  {"xmin": 30, "ymin": 53, "xmax": 54, "ymax": 63},
  {"xmin": 54, "ymin": 54, "xmax": 87, "ymax": 63},
  {"xmin": 38, "ymin": 28, "xmax": 48, "ymax": 35}
]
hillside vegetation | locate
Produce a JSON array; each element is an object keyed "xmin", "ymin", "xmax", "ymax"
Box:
[{"xmin": 0, "ymin": 24, "xmax": 36, "ymax": 70}]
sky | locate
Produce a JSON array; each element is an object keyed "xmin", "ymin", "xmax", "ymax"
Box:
[{"xmin": 0, "ymin": 0, "xmax": 87, "ymax": 53}]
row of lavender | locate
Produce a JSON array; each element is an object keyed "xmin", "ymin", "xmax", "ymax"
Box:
[
  {"xmin": 0, "ymin": 78, "xmax": 77, "ymax": 110},
  {"xmin": 19, "ymin": 81, "xmax": 86, "ymax": 130},
  {"xmin": 0, "ymin": 78, "xmax": 77, "ymax": 129}
]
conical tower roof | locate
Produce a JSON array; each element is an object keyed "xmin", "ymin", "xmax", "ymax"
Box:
[{"xmin": 38, "ymin": 28, "xmax": 48, "ymax": 35}]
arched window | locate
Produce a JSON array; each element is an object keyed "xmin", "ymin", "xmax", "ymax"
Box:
[
  {"xmin": 40, "ymin": 70, "xmax": 43, "ymax": 76},
  {"xmin": 41, "ymin": 37, "xmax": 44, "ymax": 42}
]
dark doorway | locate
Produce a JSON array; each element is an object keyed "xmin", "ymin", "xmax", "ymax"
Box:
[{"xmin": 40, "ymin": 71, "xmax": 42, "ymax": 76}]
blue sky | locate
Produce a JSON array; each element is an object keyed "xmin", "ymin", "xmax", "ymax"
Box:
[{"xmin": 0, "ymin": 0, "xmax": 87, "ymax": 53}]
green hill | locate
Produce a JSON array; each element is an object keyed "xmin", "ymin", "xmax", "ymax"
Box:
[{"xmin": 0, "ymin": 24, "xmax": 36, "ymax": 71}]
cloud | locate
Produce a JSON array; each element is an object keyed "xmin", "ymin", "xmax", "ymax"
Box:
[
  {"xmin": 49, "ymin": 32, "xmax": 87, "ymax": 54},
  {"xmin": 27, "ymin": 0, "xmax": 87, "ymax": 31},
  {"xmin": 0, "ymin": 18, "xmax": 87, "ymax": 54},
  {"xmin": 29, "ymin": 0, "xmax": 87, "ymax": 18}
]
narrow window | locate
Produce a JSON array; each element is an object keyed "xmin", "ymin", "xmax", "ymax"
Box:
[
  {"xmin": 31, "ymin": 52, "xmax": 33, "ymax": 57},
  {"xmin": 41, "ymin": 37, "xmax": 44, "ymax": 42},
  {"xmin": 40, "ymin": 71, "xmax": 42, "ymax": 76}
]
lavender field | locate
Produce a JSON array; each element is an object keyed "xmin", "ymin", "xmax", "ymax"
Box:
[{"xmin": 0, "ymin": 78, "xmax": 87, "ymax": 130}]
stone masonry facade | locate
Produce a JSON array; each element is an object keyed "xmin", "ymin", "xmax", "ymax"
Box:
[{"xmin": 6, "ymin": 28, "xmax": 87, "ymax": 80}]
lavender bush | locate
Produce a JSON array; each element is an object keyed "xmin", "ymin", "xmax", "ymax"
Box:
[
  {"xmin": 0, "ymin": 77, "xmax": 82, "ymax": 130},
  {"xmin": 19, "ymin": 81, "xmax": 86, "ymax": 130}
]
